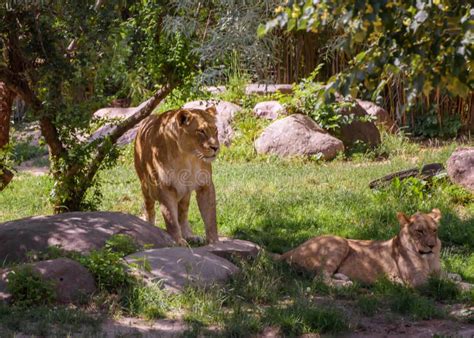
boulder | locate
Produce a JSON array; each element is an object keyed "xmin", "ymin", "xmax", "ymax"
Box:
[
  {"xmin": 335, "ymin": 100, "xmax": 381, "ymax": 148},
  {"xmin": 125, "ymin": 247, "xmax": 239, "ymax": 293},
  {"xmin": 0, "ymin": 258, "xmax": 96, "ymax": 304},
  {"xmin": 0, "ymin": 211, "xmax": 175, "ymax": 263},
  {"xmin": 182, "ymin": 100, "xmax": 241, "ymax": 146},
  {"xmin": 447, "ymin": 148, "xmax": 474, "ymax": 192},
  {"xmin": 90, "ymin": 99, "xmax": 151, "ymax": 145},
  {"xmin": 203, "ymin": 86, "xmax": 226, "ymax": 94},
  {"xmin": 357, "ymin": 99, "xmax": 397, "ymax": 132},
  {"xmin": 254, "ymin": 114, "xmax": 344, "ymax": 160},
  {"xmin": 196, "ymin": 238, "xmax": 261, "ymax": 260},
  {"xmin": 245, "ymin": 84, "xmax": 293, "ymax": 95},
  {"xmin": 253, "ymin": 101, "xmax": 286, "ymax": 120}
]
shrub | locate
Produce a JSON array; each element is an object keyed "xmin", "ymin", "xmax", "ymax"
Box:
[
  {"xmin": 79, "ymin": 249, "xmax": 131, "ymax": 292},
  {"xmin": 105, "ymin": 234, "xmax": 141, "ymax": 256},
  {"xmin": 7, "ymin": 266, "xmax": 56, "ymax": 307}
]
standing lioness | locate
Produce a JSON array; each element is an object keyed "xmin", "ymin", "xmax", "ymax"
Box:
[
  {"xmin": 134, "ymin": 106, "xmax": 220, "ymax": 245},
  {"xmin": 280, "ymin": 209, "xmax": 442, "ymax": 287}
]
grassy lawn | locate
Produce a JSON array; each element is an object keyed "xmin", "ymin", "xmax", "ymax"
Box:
[{"xmin": 1, "ymin": 117, "xmax": 473, "ymax": 335}]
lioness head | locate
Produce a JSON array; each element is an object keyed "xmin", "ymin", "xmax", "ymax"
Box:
[
  {"xmin": 397, "ymin": 209, "xmax": 442, "ymax": 255},
  {"xmin": 175, "ymin": 106, "xmax": 220, "ymax": 162}
]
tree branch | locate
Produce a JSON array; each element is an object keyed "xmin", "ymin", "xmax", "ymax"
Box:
[{"xmin": 84, "ymin": 82, "xmax": 174, "ymax": 183}]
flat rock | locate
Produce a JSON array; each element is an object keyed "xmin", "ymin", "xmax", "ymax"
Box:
[
  {"xmin": 245, "ymin": 84, "xmax": 293, "ymax": 95},
  {"xmin": 254, "ymin": 114, "xmax": 344, "ymax": 160},
  {"xmin": 356, "ymin": 99, "xmax": 397, "ymax": 132},
  {"xmin": 125, "ymin": 247, "xmax": 239, "ymax": 293},
  {"xmin": 203, "ymin": 86, "xmax": 226, "ymax": 94},
  {"xmin": 253, "ymin": 101, "xmax": 286, "ymax": 120},
  {"xmin": 447, "ymin": 147, "xmax": 474, "ymax": 193},
  {"xmin": 196, "ymin": 238, "xmax": 261, "ymax": 260},
  {"xmin": 182, "ymin": 100, "xmax": 241, "ymax": 146},
  {"xmin": 0, "ymin": 211, "xmax": 175, "ymax": 263},
  {"xmin": 0, "ymin": 258, "xmax": 96, "ymax": 304}
]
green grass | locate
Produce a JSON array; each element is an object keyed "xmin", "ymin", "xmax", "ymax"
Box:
[
  {"xmin": 0, "ymin": 120, "xmax": 473, "ymax": 335},
  {"xmin": 0, "ymin": 304, "xmax": 101, "ymax": 336}
]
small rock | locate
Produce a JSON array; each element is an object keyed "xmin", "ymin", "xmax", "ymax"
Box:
[
  {"xmin": 447, "ymin": 147, "xmax": 474, "ymax": 193},
  {"xmin": 196, "ymin": 238, "xmax": 261, "ymax": 260},
  {"xmin": 254, "ymin": 114, "xmax": 344, "ymax": 160},
  {"xmin": 253, "ymin": 101, "xmax": 286, "ymax": 120},
  {"xmin": 125, "ymin": 247, "xmax": 239, "ymax": 293},
  {"xmin": 182, "ymin": 100, "xmax": 241, "ymax": 146},
  {"xmin": 0, "ymin": 211, "xmax": 175, "ymax": 263},
  {"xmin": 245, "ymin": 84, "xmax": 293, "ymax": 95},
  {"xmin": 0, "ymin": 258, "xmax": 96, "ymax": 304}
]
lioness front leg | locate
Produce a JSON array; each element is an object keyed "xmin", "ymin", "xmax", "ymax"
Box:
[
  {"xmin": 158, "ymin": 190, "xmax": 187, "ymax": 246},
  {"xmin": 178, "ymin": 193, "xmax": 203, "ymax": 243},
  {"xmin": 142, "ymin": 192, "xmax": 156, "ymax": 225},
  {"xmin": 196, "ymin": 183, "xmax": 218, "ymax": 244}
]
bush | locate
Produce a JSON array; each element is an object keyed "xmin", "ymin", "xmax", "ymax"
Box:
[
  {"xmin": 7, "ymin": 266, "xmax": 56, "ymax": 307},
  {"xmin": 105, "ymin": 234, "xmax": 141, "ymax": 256},
  {"xmin": 79, "ymin": 249, "xmax": 131, "ymax": 292}
]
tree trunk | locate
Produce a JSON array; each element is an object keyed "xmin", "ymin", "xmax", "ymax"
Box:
[{"xmin": 0, "ymin": 82, "xmax": 14, "ymax": 191}]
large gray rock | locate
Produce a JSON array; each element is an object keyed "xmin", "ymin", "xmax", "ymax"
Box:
[
  {"xmin": 335, "ymin": 99, "xmax": 381, "ymax": 148},
  {"xmin": 447, "ymin": 147, "xmax": 474, "ymax": 192},
  {"xmin": 0, "ymin": 258, "xmax": 96, "ymax": 304},
  {"xmin": 0, "ymin": 212, "xmax": 175, "ymax": 263},
  {"xmin": 245, "ymin": 84, "xmax": 293, "ymax": 95},
  {"xmin": 90, "ymin": 99, "xmax": 151, "ymax": 145},
  {"xmin": 357, "ymin": 99, "xmax": 397, "ymax": 132},
  {"xmin": 254, "ymin": 114, "xmax": 344, "ymax": 160},
  {"xmin": 125, "ymin": 247, "xmax": 239, "ymax": 293},
  {"xmin": 182, "ymin": 100, "xmax": 241, "ymax": 146},
  {"xmin": 196, "ymin": 238, "xmax": 261, "ymax": 260},
  {"xmin": 253, "ymin": 101, "xmax": 286, "ymax": 120}
]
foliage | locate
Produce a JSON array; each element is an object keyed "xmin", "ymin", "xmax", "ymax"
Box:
[
  {"xmin": 413, "ymin": 112, "xmax": 462, "ymax": 139},
  {"xmin": 261, "ymin": 0, "xmax": 473, "ymax": 111},
  {"xmin": 0, "ymin": 0, "xmax": 191, "ymax": 211},
  {"xmin": 104, "ymin": 234, "xmax": 141, "ymax": 256},
  {"xmin": 165, "ymin": 0, "xmax": 281, "ymax": 83},
  {"xmin": 7, "ymin": 265, "xmax": 56, "ymax": 307},
  {"xmin": 79, "ymin": 248, "xmax": 131, "ymax": 292},
  {"xmin": 287, "ymin": 66, "xmax": 375, "ymax": 134}
]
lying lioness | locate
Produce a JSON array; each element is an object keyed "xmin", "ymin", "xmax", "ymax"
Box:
[{"xmin": 280, "ymin": 209, "xmax": 442, "ymax": 287}]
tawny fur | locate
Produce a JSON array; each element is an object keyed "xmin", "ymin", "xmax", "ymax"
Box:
[
  {"xmin": 134, "ymin": 106, "xmax": 220, "ymax": 245},
  {"xmin": 280, "ymin": 209, "xmax": 442, "ymax": 287}
]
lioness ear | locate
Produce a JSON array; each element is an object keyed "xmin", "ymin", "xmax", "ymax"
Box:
[
  {"xmin": 206, "ymin": 106, "xmax": 217, "ymax": 116},
  {"xmin": 429, "ymin": 208, "xmax": 442, "ymax": 223},
  {"xmin": 397, "ymin": 212, "xmax": 410, "ymax": 227},
  {"xmin": 177, "ymin": 110, "xmax": 191, "ymax": 126}
]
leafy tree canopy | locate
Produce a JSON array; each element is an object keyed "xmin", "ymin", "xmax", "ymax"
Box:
[{"xmin": 260, "ymin": 0, "xmax": 473, "ymax": 106}]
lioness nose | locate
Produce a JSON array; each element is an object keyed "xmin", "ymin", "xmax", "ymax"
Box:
[
  {"xmin": 428, "ymin": 244, "xmax": 435, "ymax": 249},
  {"xmin": 209, "ymin": 145, "xmax": 219, "ymax": 152}
]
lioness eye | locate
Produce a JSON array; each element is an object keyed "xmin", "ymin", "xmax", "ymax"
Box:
[
  {"xmin": 417, "ymin": 229, "xmax": 423, "ymax": 234},
  {"xmin": 197, "ymin": 130, "xmax": 206, "ymax": 136}
]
